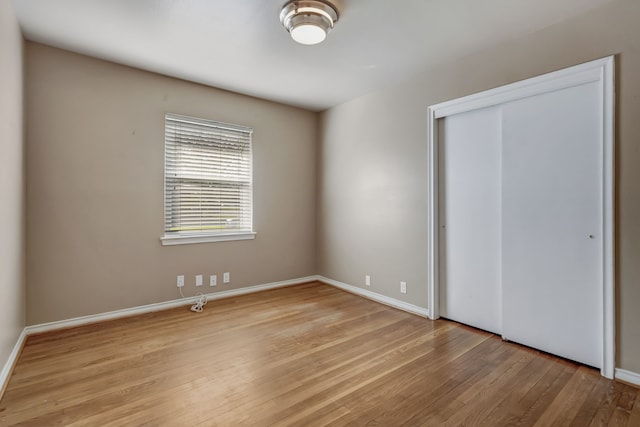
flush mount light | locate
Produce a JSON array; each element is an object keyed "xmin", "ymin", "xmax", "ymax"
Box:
[{"xmin": 280, "ymin": 0, "xmax": 339, "ymax": 45}]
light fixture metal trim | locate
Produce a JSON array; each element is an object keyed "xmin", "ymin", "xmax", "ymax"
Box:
[{"xmin": 280, "ymin": 0, "xmax": 339, "ymax": 45}]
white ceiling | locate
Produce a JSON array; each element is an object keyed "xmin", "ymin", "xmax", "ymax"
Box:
[{"xmin": 13, "ymin": 0, "xmax": 613, "ymax": 111}]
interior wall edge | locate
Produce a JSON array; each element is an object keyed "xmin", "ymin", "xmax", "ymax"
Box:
[
  {"xmin": 0, "ymin": 0, "xmax": 27, "ymax": 400},
  {"xmin": 0, "ymin": 329, "xmax": 27, "ymax": 402},
  {"xmin": 317, "ymin": 276, "xmax": 429, "ymax": 317}
]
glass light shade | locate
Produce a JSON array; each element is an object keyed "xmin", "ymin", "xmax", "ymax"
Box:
[
  {"xmin": 291, "ymin": 24, "xmax": 327, "ymax": 45},
  {"xmin": 280, "ymin": 1, "xmax": 339, "ymax": 46}
]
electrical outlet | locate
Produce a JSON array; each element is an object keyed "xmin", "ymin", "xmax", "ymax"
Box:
[
  {"xmin": 196, "ymin": 274, "xmax": 203, "ymax": 286},
  {"xmin": 210, "ymin": 275, "xmax": 217, "ymax": 286},
  {"xmin": 177, "ymin": 275, "xmax": 184, "ymax": 288},
  {"xmin": 223, "ymin": 272, "xmax": 230, "ymax": 283},
  {"xmin": 400, "ymin": 281, "xmax": 407, "ymax": 294},
  {"xmin": 365, "ymin": 275, "xmax": 371, "ymax": 286}
]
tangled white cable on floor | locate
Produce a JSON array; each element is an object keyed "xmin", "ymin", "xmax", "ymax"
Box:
[
  {"xmin": 178, "ymin": 287, "xmax": 207, "ymax": 313},
  {"xmin": 190, "ymin": 293, "xmax": 207, "ymax": 313}
]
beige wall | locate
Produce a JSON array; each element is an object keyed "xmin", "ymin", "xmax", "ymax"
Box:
[
  {"xmin": 318, "ymin": 0, "xmax": 640, "ymax": 373},
  {"xmin": 26, "ymin": 43, "xmax": 318, "ymax": 325},
  {"xmin": 0, "ymin": 1, "xmax": 26, "ymax": 376}
]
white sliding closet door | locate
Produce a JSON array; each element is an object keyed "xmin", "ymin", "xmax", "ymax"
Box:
[
  {"xmin": 428, "ymin": 56, "xmax": 614, "ymax": 377},
  {"xmin": 501, "ymin": 83, "xmax": 602, "ymax": 368},
  {"xmin": 439, "ymin": 106, "xmax": 502, "ymax": 335}
]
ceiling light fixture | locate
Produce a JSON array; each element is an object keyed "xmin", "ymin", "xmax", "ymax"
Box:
[{"xmin": 280, "ymin": 0, "xmax": 339, "ymax": 45}]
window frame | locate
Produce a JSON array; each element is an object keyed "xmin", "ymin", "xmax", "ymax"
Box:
[{"xmin": 160, "ymin": 113, "xmax": 256, "ymax": 246}]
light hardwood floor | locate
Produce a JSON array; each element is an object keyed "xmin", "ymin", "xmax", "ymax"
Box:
[{"xmin": 0, "ymin": 282, "xmax": 638, "ymax": 426}]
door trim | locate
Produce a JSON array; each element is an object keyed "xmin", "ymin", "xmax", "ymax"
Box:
[{"xmin": 427, "ymin": 56, "xmax": 615, "ymax": 378}]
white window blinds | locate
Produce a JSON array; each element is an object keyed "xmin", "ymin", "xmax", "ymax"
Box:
[{"xmin": 164, "ymin": 113, "xmax": 253, "ymax": 240}]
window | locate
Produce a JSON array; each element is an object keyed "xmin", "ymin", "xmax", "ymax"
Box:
[{"xmin": 161, "ymin": 113, "xmax": 255, "ymax": 245}]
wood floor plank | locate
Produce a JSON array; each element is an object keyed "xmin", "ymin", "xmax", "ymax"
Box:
[
  {"xmin": 532, "ymin": 367, "xmax": 608, "ymax": 426},
  {"xmin": 588, "ymin": 379, "xmax": 627, "ymax": 426},
  {"xmin": 302, "ymin": 332, "xmax": 497, "ymax": 426},
  {"xmin": 628, "ymin": 392, "xmax": 640, "ymax": 427},
  {"xmin": 510, "ymin": 359, "xmax": 577, "ymax": 426},
  {"xmin": 349, "ymin": 336, "xmax": 511, "ymax": 426},
  {"xmin": 0, "ymin": 282, "xmax": 636, "ymax": 426},
  {"xmin": 608, "ymin": 386, "xmax": 638, "ymax": 426},
  {"xmin": 257, "ymin": 323, "xmax": 472, "ymax": 425}
]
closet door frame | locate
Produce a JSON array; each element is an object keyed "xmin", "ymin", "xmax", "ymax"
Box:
[{"xmin": 426, "ymin": 56, "xmax": 615, "ymax": 378}]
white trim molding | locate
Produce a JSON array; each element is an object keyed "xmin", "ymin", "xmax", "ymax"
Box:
[
  {"xmin": 23, "ymin": 274, "xmax": 428, "ymax": 337},
  {"xmin": 427, "ymin": 56, "xmax": 615, "ymax": 379},
  {"xmin": 160, "ymin": 232, "xmax": 256, "ymax": 246},
  {"xmin": 615, "ymin": 369, "xmax": 640, "ymax": 388},
  {"xmin": 26, "ymin": 276, "xmax": 317, "ymax": 335},
  {"xmin": 2, "ymin": 273, "xmax": 627, "ymax": 397},
  {"xmin": 317, "ymin": 276, "xmax": 430, "ymax": 318},
  {"xmin": 0, "ymin": 329, "xmax": 27, "ymax": 399}
]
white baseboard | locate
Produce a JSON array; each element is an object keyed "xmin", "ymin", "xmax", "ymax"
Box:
[
  {"xmin": 5, "ymin": 274, "xmax": 428, "ymax": 396},
  {"xmin": 25, "ymin": 275, "xmax": 429, "ymax": 336},
  {"xmin": 25, "ymin": 275, "xmax": 318, "ymax": 335},
  {"xmin": 615, "ymin": 368, "xmax": 640, "ymax": 388},
  {"xmin": 0, "ymin": 328, "xmax": 27, "ymax": 399},
  {"xmin": 4, "ymin": 274, "xmax": 632, "ymax": 397},
  {"xmin": 317, "ymin": 275, "xmax": 430, "ymax": 317}
]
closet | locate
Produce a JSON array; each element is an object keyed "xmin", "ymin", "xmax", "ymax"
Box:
[{"xmin": 427, "ymin": 57, "xmax": 615, "ymax": 378}]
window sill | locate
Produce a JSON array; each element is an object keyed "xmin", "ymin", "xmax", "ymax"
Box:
[{"xmin": 160, "ymin": 232, "xmax": 256, "ymax": 246}]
